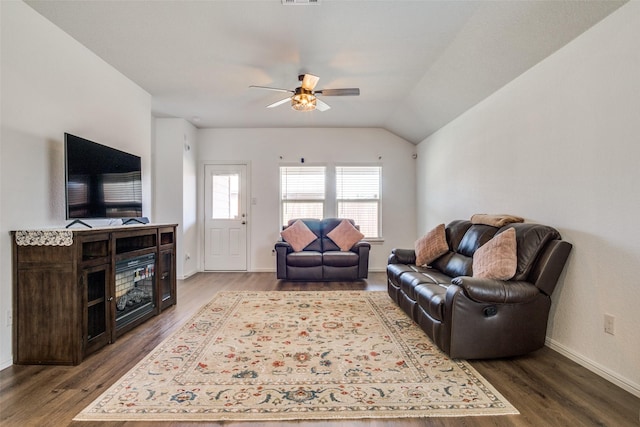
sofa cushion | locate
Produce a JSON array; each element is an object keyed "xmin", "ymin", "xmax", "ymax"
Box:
[
  {"xmin": 432, "ymin": 252, "xmax": 473, "ymax": 279},
  {"xmin": 415, "ymin": 284, "xmax": 448, "ymax": 322},
  {"xmin": 473, "ymin": 227, "xmax": 517, "ymax": 280},
  {"xmin": 323, "ymin": 251, "xmax": 359, "ymax": 267},
  {"xmin": 457, "ymin": 224, "xmax": 498, "ymax": 257},
  {"xmin": 326, "ymin": 219, "xmax": 365, "ymax": 251},
  {"xmin": 429, "ymin": 220, "xmax": 475, "ymax": 278},
  {"xmin": 412, "ymin": 267, "xmax": 453, "ymax": 286},
  {"xmin": 387, "ymin": 263, "xmax": 416, "ymax": 286},
  {"xmin": 445, "ymin": 220, "xmax": 474, "ymax": 250},
  {"xmin": 415, "ymin": 224, "xmax": 448, "ymax": 266},
  {"xmin": 281, "ymin": 219, "xmax": 318, "ymax": 252},
  {"xmin": 399, "ymin": 272, "xmax": 431, "ymax": 301},
  {"xmin": 286, "ymin": 251, "xmax": 323, "ymax": 267},
  {"xmin": 509, "ymin": 223, "xmax": 561, "ymax": 281}
]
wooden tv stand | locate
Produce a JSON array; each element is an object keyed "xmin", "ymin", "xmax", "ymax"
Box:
[{"xmin": 11, "ymin": 224, "xmax": 177, "ymax": 365}]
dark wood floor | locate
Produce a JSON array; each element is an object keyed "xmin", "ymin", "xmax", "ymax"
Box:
[{"xmin": 1, "ymin": 272, "xmax": 638, "ymax": 427}]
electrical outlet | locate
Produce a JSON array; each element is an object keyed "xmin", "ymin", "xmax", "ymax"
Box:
[{"xmin": 604, "ymin": 314, "xmax": 615, "ymax": 335}]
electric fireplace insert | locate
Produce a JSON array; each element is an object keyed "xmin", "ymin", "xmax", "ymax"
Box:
[{"xmin": 115, "ymin": 253, "xmax": 155, "ymax": 329}]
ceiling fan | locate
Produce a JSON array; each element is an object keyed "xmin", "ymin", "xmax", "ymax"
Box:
[{"xmin": 250, "ymin": 73, "xmax": 360, "ymax": 112}]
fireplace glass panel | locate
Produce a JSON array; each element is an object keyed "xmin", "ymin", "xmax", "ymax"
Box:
[{"xmin": 115, "ymin": 253, "xmax": 155, "ymax": 329}]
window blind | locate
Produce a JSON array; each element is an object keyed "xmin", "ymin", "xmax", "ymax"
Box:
[
  {"xmin": 280, "ymin": 166, "xmax": 326, "ymax": 226},
  {"xmin": 336, "ymin": 166, "xmax": 381, "ymax": 238}
]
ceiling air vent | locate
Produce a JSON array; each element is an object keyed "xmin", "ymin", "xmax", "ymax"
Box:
[{"xmin": 282, "ymin": 0, "xmax": 320, "ymax": 5}]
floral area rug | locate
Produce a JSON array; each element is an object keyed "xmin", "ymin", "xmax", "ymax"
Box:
[{"xmin": 75, "ymin": 291, "xmax": 518, "ymax": 421}]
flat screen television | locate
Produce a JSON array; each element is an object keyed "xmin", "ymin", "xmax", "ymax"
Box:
[{"xmin": 65, "ymin": 133, "xmax": 142, "ymax": 220}]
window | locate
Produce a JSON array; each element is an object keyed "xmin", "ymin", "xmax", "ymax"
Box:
[
  {"xmin": 280, "ymin": 166, "xmax": 325, "ymax": 227},
  {"xmin": 211, "ymin": 173, "xmax": 239, "ymax": 219},
  {"xmin": 336, "ymin": 166, "xmax": 381, "ymax": 238},
  {"xmin": 280, "ymin": 165, "xmax": 382, "ymax": 239}
]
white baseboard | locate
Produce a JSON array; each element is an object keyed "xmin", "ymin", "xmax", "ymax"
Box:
[
  {"xmin": 0, "ymin": 358, "xmax": 11, "ymax": 372},
  {"xmin": 179, "ymin": 270, "xmax": 198, "ymax": 280},
  {"xmin": 248, "ymin": 268, "xmax": 388, "ymax": 274},
  {"xmin": 186, "ymin": 269, "xmax": 387, "ymax": 274},
  {"xmin": 249, "ymin": 268, "xmax": 388, "ymax": 273},
  {"xmin": 186, "ymin": 269, "xmax": 276, "ymax": 274},
  {"xmin": 545, "ymin": 337, "xmax": 640, "ymax": 398}
]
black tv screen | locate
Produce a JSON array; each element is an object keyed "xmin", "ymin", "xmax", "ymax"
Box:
[{"xmin": 65, "ymin": 133, "xmax": 142, "ymax": 219}]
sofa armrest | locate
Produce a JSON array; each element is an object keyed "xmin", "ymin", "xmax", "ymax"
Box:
[
  {"xmin": 388, "ymin": 248, "xmax": 416, "ymax": 265},
  {"xmin": 451, "ymin": 276, "xmax": 540, "ymax": 304},
  {"xmin": 275, "ymin": 241, "xmax": 292, "ymax": 279},
  {"xmin": 352, "ymin": 241, "xmax": 370, "ymax": 278},
  {"xmin": 275, "ymin": 241, "xmax": 292, "ymax": 251},
  {"xmin": 352, "ymin": 240, "xmax": 371, "ymax": 251}
]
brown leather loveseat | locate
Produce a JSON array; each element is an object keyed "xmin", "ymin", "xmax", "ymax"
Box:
[
  {"xmin": 276, "ymin": 218, "xmax": 370, "ymax": 281},
  {"xmin": 387, "ymin": 217, "xmax": 572, "ymax": 359}
]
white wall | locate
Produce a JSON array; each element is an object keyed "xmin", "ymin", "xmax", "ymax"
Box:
[
  {"xmin": 153, "ymin": 118, "xmax": 198, "ymax": 278},
  {"xmin": 416, "ymin": 2, "xmax": 640, "ymax": 396},
  {"xmin": 182, "ymin": 125, "xmax": 199, "ymax": 278},
  {"xmin": 197, "ymin": 128, "xmax": 417, "ymax": 272},
  {"xmin": 0, "ymin": 1, "xmax": 152, "ymax": 369}
]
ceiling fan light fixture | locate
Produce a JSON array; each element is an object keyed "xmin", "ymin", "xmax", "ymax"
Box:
[
  {"xmin": 252, "ymin": 73, "xmax": 358, "ymax": 112},
  {"xmin": 291, "ymin": 92, "xmax": 316, "ymax": 111}
]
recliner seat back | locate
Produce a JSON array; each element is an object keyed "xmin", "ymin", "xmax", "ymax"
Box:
[{"xmin": 433, "ymin": 220, "xmax": 562, "ymax": 286}]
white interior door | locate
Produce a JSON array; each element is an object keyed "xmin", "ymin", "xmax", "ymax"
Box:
[{"xmin": 204, "ymin": 164, "xmax": 248, "ymax": 271}]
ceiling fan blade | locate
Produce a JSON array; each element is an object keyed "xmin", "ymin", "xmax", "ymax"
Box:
[
  {"xmin": 266, "ymin": 97, "xmax": 292, "ymax": 108},
  {"xmin": 249, "ymin": 85, "xmax": 294, "ymax": 94},
  {"xmin": 315, "ymin": 98, "xmax": 331, "ymax": 112},
  {"xmin": 315, "ymin": 88, "xmax": 360, "ymax": 96},
  {"xmin": 301, "ymin": 74, "xmax": 320, "ymax": 91}
]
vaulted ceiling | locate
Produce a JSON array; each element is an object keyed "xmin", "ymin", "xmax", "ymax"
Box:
[{"xmin": 26, "ymin": 0, "xmax": 626, "ymax": 144}]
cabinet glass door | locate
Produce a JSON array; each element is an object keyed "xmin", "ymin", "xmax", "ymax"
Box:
[
  {"xmin": 158, "ymin": 249, "xmax": 175, "ymax": 309},
  {"xmin": 85, "ymin": 265, "xmax": 111, "ymax": 354}
]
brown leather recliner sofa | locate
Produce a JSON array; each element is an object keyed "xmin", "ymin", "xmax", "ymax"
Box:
[
  {"xmin": 387, "ymin": 219, "xmax": 572, "ymax": 359},
  {"xmin": 276, "ymin": 218, "xmax": 370, "ymax": 281}
]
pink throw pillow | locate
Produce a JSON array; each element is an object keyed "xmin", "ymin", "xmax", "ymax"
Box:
[
  {"xmin": 415, "ymin": 224, "xmax": 448, "ymax": 266},
  {"xmin": 472, "ymin": 227, "xmax": 517, "ymax": 280},
  {"xmin": 326, "ymin": 219, "xmax": 365, "ymax": 251},
  {"xmin": 280, "ymin": 220, "xmax": 317, "ymax": 252}
]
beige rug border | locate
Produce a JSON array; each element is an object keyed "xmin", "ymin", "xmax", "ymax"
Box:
[{"xmin": 74, "ymin": 290, "xmax": 519, "ymax": 422}]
